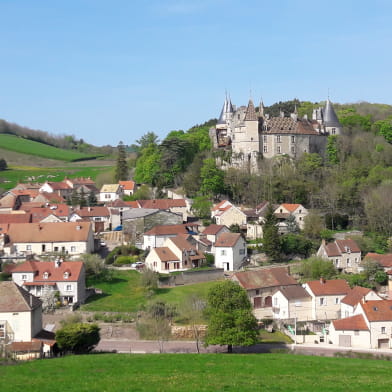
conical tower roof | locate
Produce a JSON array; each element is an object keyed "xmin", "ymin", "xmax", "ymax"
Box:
[
  {"xmin": 323, "ymin": 99, "xmax": 341, "ymax": 127},
  {"xmin": 217, "ymin": 97, "xmax": 234, "ymax": 124},
  {"xmin": 245, "ymin": 99, "xmax": 258, "ymax": 121}
]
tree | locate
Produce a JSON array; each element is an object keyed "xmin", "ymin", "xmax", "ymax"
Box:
[
  {"xmin": 299, "ymin": 257, "xmax": 336, "ymax": 280},
  {"xmin": 56, "ymin": 323, "xmax": 100, "ymax": 354},
  {"xmin": 204, "ymin": 280, "xmax": 258, "ymax": 353},
  {"xmin": 81, "ymin": 254, "xmax": 108, "ymax": 280},
  {"xmin": 115, "ymin": 141, "xmax": 128, "ymax": 181},
  {"xmin": 303, "ymin": 212, "xmax": 324, "ymax": 240},
  {"xmin": 191, "ymin": 195, "xmax": 212, "ymax": 219},
  {"xmin": 200, "ymin": 158, "xmax": 225, "ymax": 198},
  {"xmin": 262, "ymin": 206, "xmax": 281, "ymax": 262},
  {"xmin": 137, "ymin": 301, "xmax": 177, "ymax": 353},
  {"xmin": 136, "ymin": 132, "xmax": 159, "ymax": 150},
  {"xmin": 140, "ymin": 268, "xmax": 159, "ymax": 297}
]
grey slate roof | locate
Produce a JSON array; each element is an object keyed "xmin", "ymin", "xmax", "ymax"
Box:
[
  {"xmin": 122, "ymin": 208, "xmax": 160, "ymax": 220},
  {"xmin": 323, "ymin": 100, "xmax": 341, "ymax": 127},
  {"xmin": 0, "ymin": 281, "xmax": 42, "ymax": 312}
]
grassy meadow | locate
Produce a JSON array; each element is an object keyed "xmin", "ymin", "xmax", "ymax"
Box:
[
  {"xmin": 83, "ymin": 270, "xmax": 220, "ymax": 314},
  {"xmin": 1, "ymin": 353, "xmax": 392, "ymax": 392},
  {"xmin": 0, "ymin": 134, "xmax": 102, "ymax": 161}
]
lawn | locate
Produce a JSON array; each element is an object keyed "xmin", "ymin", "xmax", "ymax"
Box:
[
  {"xmin": 0, "ymin": 165, "xmax": 112, "ymax": 190},
  {"xmin": 0, "ymin": 134, "xmax": 102, "ymax": 161},
  {"xmin": 1, "ymin": 353, "xmax": 392, "ymax": 391},
  {"xmin": 81, "ymin": 270, "xmax": 221, "ymax": 314}
]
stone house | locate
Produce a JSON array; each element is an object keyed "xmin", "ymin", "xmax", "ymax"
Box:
[
  {"xmin": 232, "ymin": 267, "xmax": 298, "ymax": 319},
  {"xmin": 303, "ymin": 278, "xmax": 351, "ymax": 321},
  {"xmin": 317, "ymin": 239, "xmax": 361, "ymax": 273},
  {"xmin": 138, "ymin": 199, "xmax": 189, "ymax": 222},
  {"xmin": 69, "ymin": 206, "xmax": 111, "ymax": 232},
  {"xmin": 213, "ymin": 232, "xmax": 247, "ymax": 271},
  {"xmin": 273, "ymin": 203, "xmax": 308, "ymax": 231}
]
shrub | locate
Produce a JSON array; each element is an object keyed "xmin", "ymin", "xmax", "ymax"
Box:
[
  {"xmin": 113, "ymin": 256, "xmax": 133, "ymax": 266},
  {"xmin": 56, "ymin": 323, "xmax": 100, "ymax": 354}
]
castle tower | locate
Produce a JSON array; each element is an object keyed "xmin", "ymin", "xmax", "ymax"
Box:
[{"xmin": 323, "ymin": 99, "xmax": 342, "ymax": 135}]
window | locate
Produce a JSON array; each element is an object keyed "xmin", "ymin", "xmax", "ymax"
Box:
[
  {"xmin": 276, "ymin": 135, "xmax": 281, "ymax": 143},
  {"xmin": 22, "ymin": 274, "xmax": 27, "ymax": 280},
  {"xmin": 256, "ymin": 289, "xmax": 260, "ymax": 295},
  {"xmin": 381, "ymin": 326, "xmax": 386, "ymax": 334},
  {"xmin": 331, "ymin": 128, "xmax": 336, "ymax": 135},
  {"xmin": 347, "ymin": 258, "xmax": 350, "ymax": 265},
  {"xmin": 295, "ymin": 301, "xmax": 301, "ymax": 307},
  {"xmin": 277, "ymin": 146, "xmax": 281, "ymax": 154},
  {"xmin": 291, "ymin": 135, "xmax": 295, "ymax": 143},
  {"xmin": 263, "ymin": 135, "xmax": 267, "ymax": 143},
  {"xmin": 70, "ymin": 246, "xmax": 76, "ymax": 253},
  {"xmin": 335, "ymin": 259, "xmax": 339, "ymax": 266},
  {"xmin": 273, "ymin": 297, "xmax": 277, "ymax": 306},
  {"xmin": 63, "ymin": 272, "xmax": 69, "ymax": 279},
  {"xmin": 54, "ymin": 247, "xmax": 59, "ymax": 252},
  {"xmin": 66, "ymin": 284, "xmax": 73, "ymax": 292},
  {"xmin": 319, "ymin": 297, "xmax": 325, "ymax": 306},
  {"xmin": 105, "ymin": 194, "xmax": 110, "ymax": 199},
  {"xmin": 239, "ymin": 249, "xmax": 245, "ymax": 255},
  {"xmin": 335, "ymin": 297, "xmax": 339, "ymax": 304},
  {"xmin": 354, "ymin": 330, "xmax": 359, "ymax": 336},
  {"xmin": 263, "ymin": 145, "xmax": 268, "ymax": 153},
  {"xmin": 94, "ymin": 217, "xmax": 102, "ymax": 221},
  {"xmin": 355, "ymin": 258, "xmax": 358, "ymax": 263},
  {"xmin": 26, "ymin": 245, "xmax": 32, "ymax": 251},
  {"xmin": 291, "ymin": 146, "xmax": 295, "ymax": 154},
  {"xmin": 221, "ymin": 249, "xmax": 226, "ymax": 256},
  {"xmin": 43, "ymin": 272, "xmax": 49, "ymax": 279}
]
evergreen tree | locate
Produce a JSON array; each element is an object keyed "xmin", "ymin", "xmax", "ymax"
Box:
[
  {"xmin": 115, "ymin": 141, "xmax": 128, "ymax": 181},
  {"xmin": 87, "ymin": 190, "xmax": 98, "ymax": 206},
  {"xmin": 262, "ymin": 206, "xmax": 281, "ymax": 262}
]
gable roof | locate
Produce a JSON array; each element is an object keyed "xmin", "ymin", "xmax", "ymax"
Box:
[
  {"xmin": 145, "ymin": 224, "xmax": 194, "ymax": 236},
  {"xmin": 30, "ymin": 205, "xmax": 70, "ymax": 222},
  {"xmin": 277, "ymin": 285, "xmax": 311, "ymax": 300},
  {"xmin": 73, "ymin": 206, "xmax": 110, "ymax": 218},
  {"xmin": 154, "ymin": 247, "xmax": 178, "ymax": 262},
  {"xmin": 280, "ymin": 203, "xmax": 302, "ymax": 213},
  {"xmin": 12, "ymin": 260, "xmax": 84, "ymax": 283},
  {"xmin": 119, "ymin": 180, "xmax": 136, "ymax": 191},
  {"xmin": 100, "ymin": 184, "xmax": 121, "ymax": 193},
  {"xmin": 168, "ymin": 235, "xmax": 197, "ymax": 252},
  {"xmin": 341, "ymin": 286, "xmax": 372, "ymax": 306},
  {"xmin": 361, "ymin": 300, "xmax": 392, "ymax": 322},
  {"xmin": 264, "ymin": 117, "xmax": 320, "ymax": 135},
  {"xmin": 138, "ymin": 199, "xmax": 186, "ymax": 209},
  {"xmin": 202, "ymin": 224, "xmax": 227, "ymax": 235},
  {"xmin": 306, "ymin": 279, "xmax": 350, "ymax": 296},
  {"xmin": 365, "ymin": 253, "xmax": 392, "ymax": 268},
  {"xmin": 0, "ymin": 213, "xmax": 32, "ymax": 224},
  {"xmin": 214, "ymin": 232, "xmax": 242, "ymax": 247},
  {"xmin": 212, "ymin": 200, "xmax": 232, "ymax": 211},
  {"xmin": 0, "ymin": 193, "xmax": 17, "ymax": 209},
  {"xmin": 0, "ymin": 281, "xmax": 42, "ymax": 312},
  {"xmin": 45, "ymin": 181, "xmax": 71, "ymax": 191},
  {"xmin": 233, "ymin": 267, "xmax": 297, "ymax": 290},
  {"xmin": 332, "ymin": 314, "xmax": 368, "ymax": 331},
  {"xmin": 6, "ymin": 222, "xmax": 92, "ymax": 243},
  {"xmin": 323, "ymin": 239, "xmax": 361, "ymax": 257}
]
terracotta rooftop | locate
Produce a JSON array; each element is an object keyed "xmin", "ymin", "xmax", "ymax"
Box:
[
  {"xmin": 119, "ymin": 180, "xmax": 136, "ymax": 191},
  {"xmin": 324, "ymin": 239, "xmax": 361, "ymax": 257},
  {"xmin": 264, "ymin": 117, "xmax": 320, "ymax": 135},
  {"xmin": 365, "ymin": 253, "xmax": 392, "ymax": 268},
  {"xmin": 145, "ymin": 224, "xmax": 193, "ymax": 236},
  {"xmin": 214, "ymin": 232, "xmax": 242, "ymax": 248},
  {"xmin": 154, "ymin": 247, "xmax": 178, "ymax": 262},
  {"xmin": 168, "ymin": 235, "xmax": 198, "ymax": 252},
  {"xmin": 6, "ymin": 222, "xmax": 92, "ymax": 243},
  {"xmin": 341, "ymin": 286, "xmax": 372, "ymax": 307},
  {"xmin": 280, "ymin": 203, "xmax": 302, "ymax": 213},
  {"xmin": 306, "ymin": 279, "xmax": 350, "ymax": 296},
  {"xmin": 45, "ymin": 181, "xmax": 71, "ymax": 191},
  {"xmin": 361, "ymin": 300, "xmax": 392, "ymax": 322},
  {"xmin": 12, "ymin": 260, "xmax": 84, "ymax": 283},
  {"xmin": 0, "ymin": 193, "xmax": 17, "ymax": 208},
  {"xmin": 8, "ymin": 340, "xmax": 42, "ymax": 353},
  {"xmin": 332, "ymin": 314, "xmax": 368, "ymax": 331},
  {"xmin": 138, "ymin": 199, "xmax": 186, "ymax": 209},
  {"xmin": 0, "ymin": 213, "xmax": 32, "ymax": 224},
  {"xmin": 212, "ymin": 200, "xmax": 232, "ymax": 211},
  {"xmin": 233, "ymin": 267, "xmax": 297, "ymax": 290},
  {"xmin": 0, "ymin": 281, "xmax": 42, "ymax": 312},
  {"xmin": 74, "ymin": 206, "xmax": 110, "ymax": 218}
]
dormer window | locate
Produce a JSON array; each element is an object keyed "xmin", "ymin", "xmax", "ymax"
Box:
[
  {"xmin": 64, "ymin": 272, "xmax": 69, "ymax": 279},
  {"xmin": 43, "ymin": 272, "xmax": 49, "ymax": 279}
]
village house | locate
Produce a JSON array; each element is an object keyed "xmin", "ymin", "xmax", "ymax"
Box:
[
  {"xmin": 138, "ymin": 199, "xmax": 189, "ymax": 222},
  {"xmin": 2, "ymin": 221, "xmax": 94, "ymax": 257},
  {"xmin": 232, "ymin": 267, "xmax": 298, "ymax": 319},
  {"xmin": 317, "ymin": 239, "xmax": 361, "ymax": 273},
  {"xmin": 272, "ymin": 285, "xmax": 312, "ymax": 322},
  {"xmin": 211, "ymin": 200, "xmax": 247, "ymax": 228},
  {"xmin": 363, "ymin": 252, "xmax": 392, "ymax": 273},
  {"xmin": 69, "ymin": 206, "xmax": 111, "ymax": 232},
  {"xmin": 30, "ymin": 204, "xmax": 70, "ymax": 223},
  {"xmin": 340, "ymin": 286, "xmax": 382, "ymax": 318},
  {"xmin": 99, "ymin": 184, "xmax": 123, "ymax": 202},
  {"xmin": 11, "ymin": 259, "xmax": 86, "ymax": 306},
  {"xmin": 329, "ymin": 300, "xmax": 392, "ymax": 349},
  {"xmin": 303, "ymin": 278, "xmax": 351, "ymax": 321},
  {"xmin": 213, "ymin": 232, "xmax": 247, "ymax": 271},
  {"xmin": 244, "ymin": 201, "xmax": 269, "ymax": 240},
  {"xmin": 145, "ymin": 234, "xmax": 205, "ymax": 273},
  {"xmin": 119, "ymin": 180, "xmax": 136, "ymax": 196},
  {"xmin": 273, "ymin": 203, "xmax": 308, "ymax": 232}
]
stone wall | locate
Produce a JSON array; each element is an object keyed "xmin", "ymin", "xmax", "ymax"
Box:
[
  {"xmin": 160, "ymin": 268, "xmax": 225, "ymax": 287},
  {"xmin": 171, "ymin": 325, "xmax": 207, "ymax": 339}
]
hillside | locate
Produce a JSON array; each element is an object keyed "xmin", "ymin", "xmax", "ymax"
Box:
[
  {"xmin": 0, "ymin": 134, "xmax": 103, "ymax": 162},
  {"xmin": 1, "ymin": 353, "xmax": 391, "ymax": 391}
]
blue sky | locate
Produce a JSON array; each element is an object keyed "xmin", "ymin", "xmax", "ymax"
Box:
[{"xmin": 0, "ymin": 0, "xmax": 391, "ymax": 146}]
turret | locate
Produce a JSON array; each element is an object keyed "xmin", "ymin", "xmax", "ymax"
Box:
[{"xmin": 322, "ymin": 99, "xmax": 342, "ymax": 135}]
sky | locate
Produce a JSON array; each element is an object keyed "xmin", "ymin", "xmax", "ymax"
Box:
[{"xmin": 0, "ymin": 0, "xmax": 391, "ymax": 146}]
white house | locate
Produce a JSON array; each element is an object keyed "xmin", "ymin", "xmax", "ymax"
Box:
[
  {"xmin": 317, "ymin": 239, "xmax": 361, "ymax": 273},
  {"xmin": 273, "ymin": 203, "xmax": 308, "ymax": 232},
  {"xmin": 119, "ymin": 180, "xmax": 136, "ymax": 196},
  {"xmin": 12, "ymin": 259, "xmax": 86, "ymax": 306},
  {"xmin": 303, "ymin": 278, "xmax": 351, "ymax": 320},
  {"xmin": 99, "ymin": 184, "xmax": 123, "ymax": 203},
  {"xmin": 3, "ymin": 221, "xmax": 94, "ymax": 256},
  {"xmin": 340, "ymin": 286, "xmax": 382, "ymax": 318},
  {"xmin": 214, "ymin": 232, "xmax": 247, "ymax": 271},
  {"xmin": 69, "ymin": 206, "xmax": 111, "ymax": 232}
]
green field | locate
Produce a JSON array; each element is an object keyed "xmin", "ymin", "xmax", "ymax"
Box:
[
  {"xmin": 1, "ymin": 353, "xmax": 391, "ymax": 391},
  {"xmin": 82, "ymin": 270, "xmax": 220, "ymax": 313},
  {"xmin": 0, "ymin": 134, "xmax": 102, "ymax": 161},
  {"xmin": 0, "ymin": 165, "xmax": 113, "ymax": 190}
]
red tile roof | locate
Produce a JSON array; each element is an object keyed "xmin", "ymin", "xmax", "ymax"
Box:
[
  {"xmin": 280, "ymin": 203, "xmax": 301, "ymax": 213},
  {"xmin": 233, "ymin": 267, "xmax": 297, "ymax": 290},
  {"xmin": 12, "ymin": 260, "xmax": 84, "ymax": 282},
  {"xmin": 277, "ymin": 285, "xmax": 311, "ymax": 300},
  {"xmin": 341, "ymin": 286, "xmax": 372, "ymax": 306},
  {"xmin": 74, "ymin": 206, "xmax": 110, "ymax": 218},
  {"xmin": 202, "ymin": 224, "xmax": 227, "ymax": 235},
  {"xmin": 212, "ymin": 200, "xmax": 232, "ymax": 211},
  {"xmin": 0, "ymin": 213, "xmax": 32, "ymax": 224},
  {"xmin": 365, "ymin": 253, "xmax": 392, "ymax": 268},
  {"xmin": 0, "ymin": 281, "xmax": 42, "ymax": 312},
  {"xmin": 138, "ymin": 199, "xmax": 186, "ymax": 209},
  {"xmin": 324, "ymin": 239, "xmax": 361, "ymax": 257},
  {"xmin": 154, "ymin": 247, "xmax": 178, "ymax": 262},
  {"xmin": 214, "ymin": 232, "xmax": 242, "ymax": 247},
  {"xmin": 119, "ymin": 180, "xmax": 136, "ymax": 191},
  {"xmin": 332, "ymin": 314, "xmax": 369, "ymax": 331},
  {"xmin": 361, "ymin": 300, "xmax": 392, "ymax": 322},
  {"xmin": 306, "ymin": 279, "xmax": 350, "ymax": 296},
  {"xmin": 145, "ymin": 224, "xmax": 195, "ymax": 236},
  {"xmin": 30, "ymin": 205, "xmax": 70, "ymax": 222},
  {"xmin": 46, "ymin": 181, "xmax": 71, "ymax": 190}
]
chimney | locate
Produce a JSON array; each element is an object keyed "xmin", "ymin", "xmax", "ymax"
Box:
[{"xmin": 320, "ymin": 277, "xmax": 325, "ymax": 284}]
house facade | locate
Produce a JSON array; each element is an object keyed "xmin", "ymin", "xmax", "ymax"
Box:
[
  {"xmin": 273, "ymin": 203, "xmax": 308, "ymax": 231},
  {"xmin": 340, "ymin": 286, "xmax": 382, "ymax": 318},
  {"xmin": 99, "ymin": 184, "xmax": 123, "ymax": 202},
  {"xmin": 317, "ymin": 239, "xmax": 361, "ymax": 273},
  {"xmin": 214, "ymin": 232, "xmax": 247, "ymax": 271},
  {"xmin": 12, "ymin": 259, "xmax": 86, "ymax": 305}
]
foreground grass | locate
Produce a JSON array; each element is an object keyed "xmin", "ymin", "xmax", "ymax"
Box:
[
  {"xmin": 1, "ymin": 353, "xmax": 391, "ymax": 391},
  {"xmin": 82, "ymin": 270, "xmax": 220, "ymax": 313},
  {"xmin": 0, "ymin": 134, "xmax": 102, "ymax": 161}
]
